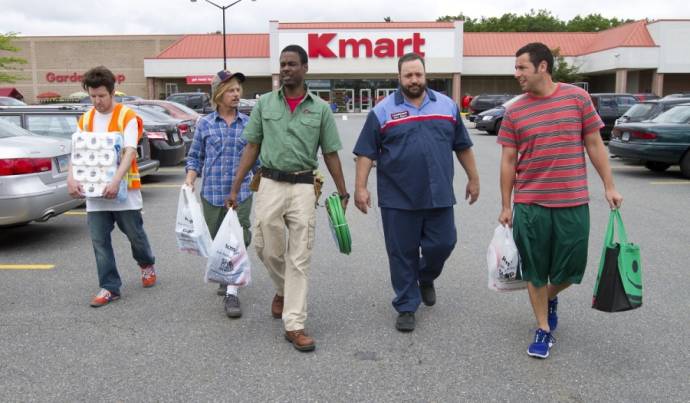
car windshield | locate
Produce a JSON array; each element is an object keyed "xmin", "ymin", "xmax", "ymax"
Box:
[
  {"xmin": 166, "ymin": 101, "xmax": 198, "ymax": 115},
  {"xmin": 651, "ymin": 105, "xmax": 690, "ymax": 123},
  {"xmin": 0, "ymin": 97, "xmax": 26, "ymax": 106},
  {"xmin": 131, "ymin": 106, "xmax": 172, "ymax": 122},
  {"xmin": 0, "ymin": 118, "xmax": 33, "ymax": 138},
  {"xmin": 624, "ymin": 103, "xmax": 656, "ymax": 118}
]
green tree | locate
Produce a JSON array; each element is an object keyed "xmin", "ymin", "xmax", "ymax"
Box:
[
  {"xmin": 437, "ymin": 10, "xmax": 630, "ymax": 32},
  {"xmin": 551, "ymin": 48, "xmax": 584, "ymax": 83},
  {"xmin": 0, "ymin": 32, "xmax": 27, "ymax": 83}
]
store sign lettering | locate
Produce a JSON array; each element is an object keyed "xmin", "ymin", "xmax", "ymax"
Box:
[
  {"xmin": 308, "ymin": 33, "xmax": 425, "ymax": 58},
  {"xmin": 46, "ymin": 72, "xmax": 126, "ymax": 84}
]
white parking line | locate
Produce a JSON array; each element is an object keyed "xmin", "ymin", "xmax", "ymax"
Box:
[
  {"xmin": 0, "ymin": 264, "xmax": 54, "ymax": 270},
  {"xmin": 650, "ymin": 180, "xmax": 690, "ymax": 185}
]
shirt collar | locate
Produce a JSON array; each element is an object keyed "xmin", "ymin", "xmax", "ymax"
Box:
[
  {"xmin": 394, "ymin": 88, "xmax": 435, "ymax": 107},
  {"xmin": 278, "ymin": 85, "xmax": 315, "ymax": 103},
  {"xmin": 211, "ymin": 110, "xmax": 247, "ymax": 125}
]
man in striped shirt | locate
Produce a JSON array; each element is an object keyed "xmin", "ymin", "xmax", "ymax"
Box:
[{"xmin": 497, "ymin": 42, "xmax": 623, "ymax": 359}]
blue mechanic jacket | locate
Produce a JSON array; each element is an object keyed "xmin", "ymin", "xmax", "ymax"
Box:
[{"xmin": 353, "ymin": 88, "xmax": 473, "ymax": 210}]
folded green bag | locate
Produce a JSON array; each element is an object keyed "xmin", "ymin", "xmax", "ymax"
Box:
[{"xmin": 325, "ymin": 193, "xmax": 351, "ymax": 255}]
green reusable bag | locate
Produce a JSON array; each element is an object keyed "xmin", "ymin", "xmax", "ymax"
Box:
[{"xmin": 592, "ymin": 209, "xmax": 643, "ymax": 312}]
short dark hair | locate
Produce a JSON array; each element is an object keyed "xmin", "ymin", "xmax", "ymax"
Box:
[
  {"xmin": 397, "ymin": 52, "xmax": 425, "ymax": 73},
  {"xmin": 81, "ymin": 66, "xmax": 117, "ymax": 93},
  {"xmin": 281, "ymin": 45, "xmax": 308, "ymax": 65},
  {"xmin": 515, "ymin": 42, "xmax": 554, "ymax": 75}
]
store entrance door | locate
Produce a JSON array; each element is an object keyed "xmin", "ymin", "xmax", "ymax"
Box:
[
  {"xmin": 375, "ymin": 88, "xmax": 396, "ymax": 105},
  {"xmin": 333, "ymin": 88, "xmax": 355, "ymax": 112},
  {"xmin": 360, "ymin": 89, "xmax": 372, "ymax": 112}
]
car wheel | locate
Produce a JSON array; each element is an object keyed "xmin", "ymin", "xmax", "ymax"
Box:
[
  {"xmin": 644, "ymin": 161, "xmax": 671, "ymax": 172},
  {"xmin": 493, "ymin": 119, "xmax": 502, "ymax": 136},
  {"xmin": 680, "ymin": 151, "xmax": 690, "ymax": 178}
]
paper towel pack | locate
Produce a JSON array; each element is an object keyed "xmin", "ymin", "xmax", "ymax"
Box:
[{"xmin": 71, "ymin": 132, "xmax": 127, "ymax": 201}]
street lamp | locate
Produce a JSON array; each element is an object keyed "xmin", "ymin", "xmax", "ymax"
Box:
[{"xmin": 190, "ymin": 0, "xmax": 256, "ymax": 70}]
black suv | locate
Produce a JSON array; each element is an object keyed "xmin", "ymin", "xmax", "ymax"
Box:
[
  {"xmin": 166, "ymin": 92, "xmax": 213, "ymax": 114},
  {"xmin": 0, "ymin": 104, "xmax": 159, "ymax": 176},
  {"xmin": 467, "ymin": 94, "xmax": 514, "ymax": 122},
  {"xmin": 589, "ymin": 93, "xmax": 638, "ymax": 141}
]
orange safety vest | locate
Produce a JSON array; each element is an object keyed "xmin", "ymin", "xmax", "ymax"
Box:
[{"xmin": 77, "ymin": 103, "xmax": 144, "ymax": 189}]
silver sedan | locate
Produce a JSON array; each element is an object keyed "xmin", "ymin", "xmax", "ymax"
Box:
[{"xmin": 0, "ymin": 119, "xmax": 83, "ymax": 227}]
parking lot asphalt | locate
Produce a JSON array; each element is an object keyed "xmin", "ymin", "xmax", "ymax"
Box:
[{"xmin": 1, "ymin": 115, "xmax": 689, "ymax": 402}]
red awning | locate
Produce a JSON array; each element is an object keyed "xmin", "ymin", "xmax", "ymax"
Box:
[
  {"xmin": 36, "ymin": 91, "xmax": 61, "ymax": 99},
  {"xmin": 0, "ymin": 87, "xmax": 24, "ymax": 100}
]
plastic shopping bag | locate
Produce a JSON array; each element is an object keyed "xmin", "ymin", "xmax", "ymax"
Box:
[
  {"xmin": 487, "ymin": 225, "xmax": 527, "ymax": 292},
  {"xmin": 205, "ymin": 209, "xmax": 251, "ymax": 287},
  {"xmin": 592, "ymin": 209, "xmax": 642, "ymax": 312},
  {"xmin": 175, "ymin": 185, "xmax": 212, "ymax": 257}
]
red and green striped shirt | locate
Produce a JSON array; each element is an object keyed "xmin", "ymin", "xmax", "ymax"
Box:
[{"xmin": 497, "ymin": 83, "xmax": 604, "ymax": 207}]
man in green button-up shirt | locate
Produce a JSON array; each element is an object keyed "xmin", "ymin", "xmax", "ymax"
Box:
[{"xmin": 228, "ymin": 45, "xmax": 348, "ymax": 352}]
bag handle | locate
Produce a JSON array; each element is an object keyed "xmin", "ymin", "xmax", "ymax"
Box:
[{"xmin": 605, "ymin": 209, "xmax": 629, "ymax": 246}]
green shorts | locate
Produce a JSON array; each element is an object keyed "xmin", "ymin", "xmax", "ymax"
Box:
[{"xmin": 512, "ymin": 203, "xmax": 590, "ymax": 287}]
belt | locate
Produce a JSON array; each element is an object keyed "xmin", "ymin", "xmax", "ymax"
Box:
[{"xmin": 261, "ymin": 167, "xmax": 314, "ymax": 184}]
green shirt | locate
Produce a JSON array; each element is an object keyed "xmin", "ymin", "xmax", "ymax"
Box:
[{"xmin": 242, "ymin": 87, "xmax": 342, "ymax": 172}]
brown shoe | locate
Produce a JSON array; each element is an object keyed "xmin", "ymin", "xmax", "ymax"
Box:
[
  {"xmin": 271, "ymin": 294, "xmax": 284, "ymax": 319},
  {"xmin": 285, "ymin": 329, "xmax": 315, "ymax": 352}
]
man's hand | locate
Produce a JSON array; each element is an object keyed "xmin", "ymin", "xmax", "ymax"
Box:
[
  {"xmin": 354, "ymin": 187, "xmax": 371, "ymax": 214},
  {"xmin": 498, "ymin": 206, "xmax": 513, "ymax": 228},
  {"xmin": 184, "ymin": 177, "xmax": 195, "ymax": 192},
  {"xmin": 102, "ymin": 180, "xmax": 120, "ymax": 199},
  {"xmin": 605, "ymin": 188, "xmax": 623, "ymax": 209},
  {"xmin": 466, "ymin": 178, "xmax": 480, "ymax": 205},
  {"xmin": 67, "ymin": 177, "xmax": 85, "ymax": 199},
  {"xmin": 225, "ymin": 190, "xmax": 238, "ymax": 209}
]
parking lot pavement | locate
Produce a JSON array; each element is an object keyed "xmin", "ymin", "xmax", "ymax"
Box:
[{"xmin": 1, "ymin": 115, "xmax": 689, "ymax": 401}]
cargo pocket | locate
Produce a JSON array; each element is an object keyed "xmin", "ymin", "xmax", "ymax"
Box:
[
  {"xmin": 307, "ymin": 214, "xmax": 316, "ymax": 250},
  {"xmin": 253, "ymin": 220, "xmax": 265, "ymax": 249}
]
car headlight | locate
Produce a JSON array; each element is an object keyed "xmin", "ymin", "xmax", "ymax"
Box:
[{"xmin": 482, "ymin": 115, "xmax": 494, "ymax": 121}]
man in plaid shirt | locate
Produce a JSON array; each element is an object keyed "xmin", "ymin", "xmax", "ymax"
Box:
[{"xmin": 185, "ymin": 70, "xmax": 257, "ymax": 318}]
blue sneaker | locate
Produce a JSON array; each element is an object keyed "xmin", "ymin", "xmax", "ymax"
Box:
[
  {"xmin": 548, "ymin": 297, "xmax": 558, "ymax": 331},
  {"xmin": 527, "ymin": 328, "xmax": 555, "ymax": 359}
]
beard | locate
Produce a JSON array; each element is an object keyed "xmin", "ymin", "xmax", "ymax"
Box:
[{"xmin": 401, "ymin": 82, "xmax": 426, "ymax": 99}]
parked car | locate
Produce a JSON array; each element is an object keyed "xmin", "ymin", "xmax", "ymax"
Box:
[
  {"xmin": 662, "ymin": 93, "xmax": 690, "ymax": 99},
  {"xmin": 633, "ymin": 93, "xmax": 660, "ymax": 101},
  {"xmin": 125, "ymin": 100, "xmax": 199, "ymax": 154},
  {"xmin": 467, "ymin": 94, "xmax": 514, "ymax": 122},
  {"xmin": 615, "ymin": 97, "xmax": 690, "ymax": 126},
  {"xmin": 474, "ymin": 95, "xmax": 522, "ymax": 135},
  {"xmin": 127, "ymin": 105, "xmax": 186, "ymax": 166},
  {"xmin": 609, "ymin": 103, "xmax": 690, "ymax": 177},
  {"xmin": 0, "ymin": 96, "xmax": 26, "ymax": 106},
  {"xmin": 238, "ymin": 98, "xmax": 257, "ymax": 116},
  {"xmin": 166, "ymin": 92, "xmax": 213, "ymax": 114},
  {"xmin": 589, "ymin": 93, "xmax": 638, "ymax": 141},
  {"xmin": 0, "ymin": 104, "xmax": 159, "ymax": 177},
  {"xmin": 0, "ymin": 119, "xmax": 84, "ymax": 227}
]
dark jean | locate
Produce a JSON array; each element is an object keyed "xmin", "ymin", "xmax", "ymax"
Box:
[{"xmin": 87, "ymin": 209, "xmax": 155, "ymax": 294}]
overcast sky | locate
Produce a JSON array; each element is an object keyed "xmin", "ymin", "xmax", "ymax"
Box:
[{"xmin": 2, "ymin": 0, "xmax": 688, "ymax": 36}]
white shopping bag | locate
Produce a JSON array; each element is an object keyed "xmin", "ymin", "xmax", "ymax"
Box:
[
  {"xmin": 205, "ymin": 209, "xmax": 251, "ymax": 287},
  {"xmin": 175, "ymin": 185, "xmax": 212, "ymax": 257},
  {"xmin": 487, "ymin": 225, "xmax": 527, "ymax": 292}
]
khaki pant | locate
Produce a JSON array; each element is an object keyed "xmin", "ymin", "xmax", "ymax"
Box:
[{"xmin": 253, "ymin": 177, "xmax": 316, "ymax": 331}]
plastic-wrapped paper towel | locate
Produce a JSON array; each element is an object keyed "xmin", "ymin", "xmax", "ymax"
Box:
[
  {"xmin": 72, "ymin": 166, "xmax": 88, "ymax": 182},
  {"xmin": 73, "ymin": 133, "xmax": 87, "ymax": 149},
  {"xmin": 86, "ymin": 135, "xmax": 102, "ymax": 150},
  {"xmin": 98, "ymin": 150, "xmax": 116, "ymax": 166},
  {"xmin": 85, "ymin": 167, "xmax": 102, "ymax": 182},
  {"xmin": 100, "ymin": 166, "xmax": 117, "ymax": 182},
  {"xmin": 84, "ymin": 182, "xmax": 105, "ymax": 198}
]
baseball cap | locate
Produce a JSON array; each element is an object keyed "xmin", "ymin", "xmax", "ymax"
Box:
[{"xmin": 211, "ymin": 70, "xmax": 246, "ymax": 97}]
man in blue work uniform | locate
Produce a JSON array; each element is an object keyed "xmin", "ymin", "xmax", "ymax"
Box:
[{"xmin": 353, "ymin": 53, "xmax": 480, "ymax": 332}]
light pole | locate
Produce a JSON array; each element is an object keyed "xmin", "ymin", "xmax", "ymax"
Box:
[{"xmin": 190, "ymin": 0, "xmax": 255, "ymax": 70}]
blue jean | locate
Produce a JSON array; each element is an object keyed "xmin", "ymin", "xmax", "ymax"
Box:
[
  {"xmin": 381, "ymin": 207, "xmax": 457, "ymax": 313},
  {"xmin": 87, "ymin": 210, "xmax": 155, "ymax": 294}
]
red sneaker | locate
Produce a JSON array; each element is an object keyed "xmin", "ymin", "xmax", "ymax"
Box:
[
  {"xmin": 90, "ymin": 289, "xmax": 120, "ymax": 307},
  {"xmin": 140, "ymin": 264, "xmax": 157, "ymax": 288}
]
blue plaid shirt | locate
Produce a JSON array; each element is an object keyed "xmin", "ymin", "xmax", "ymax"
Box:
[{"xmin": 186, "ymin": 111, "xmax": 256, "ymax": 206}]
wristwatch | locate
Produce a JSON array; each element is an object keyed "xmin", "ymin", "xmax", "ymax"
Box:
[{"xmin": 339, "ymin": 192, "xmax": 350, "ymax": 201}]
